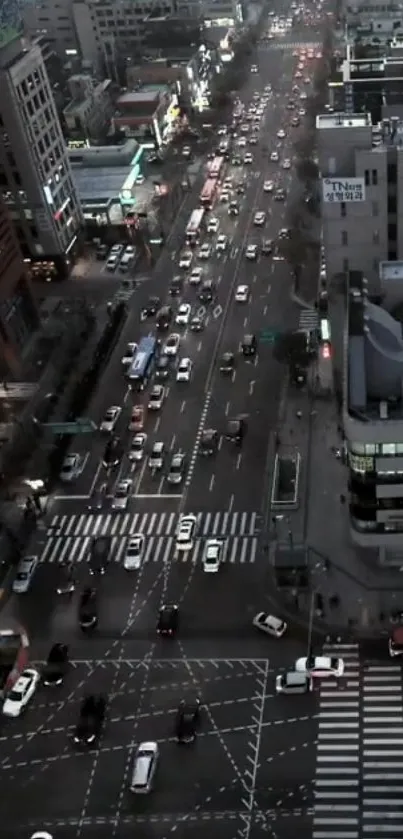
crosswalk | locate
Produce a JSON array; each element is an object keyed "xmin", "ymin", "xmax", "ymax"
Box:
[
  {"xmin": 313, "ymin": 642, "xmax": 403, "ymax": 839},
  {"xmin": 298, "ymin": 308, "xmax": 318, "ymax": 331},
  {"xmin": 260, "ymin": 40, "xmax": 321, "ymax": 51},
  {"xmin": 39, "ymin": 510, "xmax": 260, "ymax": 566}
]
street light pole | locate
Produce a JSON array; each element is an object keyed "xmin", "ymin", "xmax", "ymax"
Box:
[{"xmin": 306, "ymin": 587, "xmax": 316, "ymax": 660}]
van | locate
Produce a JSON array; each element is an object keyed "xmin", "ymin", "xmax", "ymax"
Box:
[
  {"xmin": 275, "ymin": 671, "xmax": 312, "ymax": 695},
  {"xmin": 130, "ymin": 741, "xmax": 159, "ymax": 793},
  {"xmin": 156, "ymin": 305, "xmax": 173, "ymax": 331},
  {"xmin": 119, "ymin": 253, "xmax": 133, "ymax": 273}
]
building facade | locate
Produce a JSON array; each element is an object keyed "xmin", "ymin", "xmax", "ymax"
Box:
[
  {"xmin": 63, "ymin": 75, "xmax": 113, "ymax": 142},
  {"xmin": 0, "ymin": 37, "xmax": 83, "ymax": 280}
]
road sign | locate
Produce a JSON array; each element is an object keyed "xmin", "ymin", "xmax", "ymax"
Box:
[
  {"xmin": 213, "ymin": 305, "xmax": 223, "ymax": 319},
  {"xmin": 260, "ymin": 329, "xmax": 278, "ymax": 344},
  {"xmin": 41, "ymin": 418, "xmax": 98, "ymax": 434}
]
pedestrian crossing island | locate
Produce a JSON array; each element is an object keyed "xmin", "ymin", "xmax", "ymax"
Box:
[{"xmin": 39, "ymin": 510, "xmax": 261, "ymax": 566}]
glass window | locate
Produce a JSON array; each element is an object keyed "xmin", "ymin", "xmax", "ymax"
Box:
[
  {"xmin": 350, "ymin": 442, "xmax": 366, "ymax": 454},
  {"xmin": 382, "ymin": 443, "xmax": 396, "ymax": 454},
  {"xmin": 396, "ymin": 444, "xmax": 403, "ymax": 453},
  {"xmin": 365, "ymin": 444, "xmax": 377, "ymax": 454}
]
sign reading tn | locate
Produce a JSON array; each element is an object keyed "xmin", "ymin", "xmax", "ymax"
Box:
[{"xmin": 322, "ymin": 177, "xmax": 366, "ymax": 203}]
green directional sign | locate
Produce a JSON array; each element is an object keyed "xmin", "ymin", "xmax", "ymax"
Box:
[
  {"xmin": 41, "ymin": 418, "xmax": 97, "ymax": 434},
  {"xmin": 260, "ymin": 329, "xmax": 278, "ymax": 344}
]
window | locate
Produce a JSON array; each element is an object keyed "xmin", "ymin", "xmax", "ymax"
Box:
[
  {"xmin": 388, "ymin": 222, "xmax": 397, "ymax": 241},
  {"xmin": 388, "ymin": 194, "xmax": 397, "ymax": 213},
  {"xmin": 364, "ymin": 169, "xmax": 370, "ymax": 186},
  {"xmin": 341, "ymin": 230, "xmax": 348, "ymax": 246},
  {"xmin": 382, "ymin": 444, "xmax": 396, "ymax": 455},
  {"xmin": 343, "ymin": 257, "xmax": 349, "ymax": 272},
  {"xmin": 372, "ymin": 200, "xmax": 379, "ymax": 216},
  {"xmin": 388, "ymin": 162, "xmax": 397, "ymax": 183},
  {"xmin": 340, "ymin": 201, "xmax": 346, "ymax": 217},
  {"xmin": 372, "ymin": 169, "xmax": 378, "ymax": 185},
  {"xmin": 373, "ymin": 230, "xmax": 379, "ymax": 244}
]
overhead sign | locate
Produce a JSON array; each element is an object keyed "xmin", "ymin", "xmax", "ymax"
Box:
[
  {"xmin": 322, "ymin": 178, "xmax": 365, "ymax": 203},
  {"xmin": 41, "ymin": 419, "xmax": 97, "ymax": 434}
]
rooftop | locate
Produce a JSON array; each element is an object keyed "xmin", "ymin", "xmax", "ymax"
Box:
[
  {"xmin": 117, "ymin": 91, "xmax": 160, "ymax": 105},
  {"xmin": 71, "ymin": 165, "xmax": 131, "ymax": 204},
  {"xmin": 316, "ymin": 112, "xmax": 371, "ymax": 129}
]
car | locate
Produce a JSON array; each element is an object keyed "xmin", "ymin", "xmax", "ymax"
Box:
[
  {"xmin": 156, "ymin": 304, "xmax": 173, "ymax": 331},
  {"xmin": 121, "ymin": 342, "xmax": 137, "ymax": 368},
  {"xmin": 149, "ymin": 440, "xmax": 165, "ymax": 471},
  {"xmin": 291, "ymin": 116, "xmax": 300, "ymax": 127},
  {"xmin": 124, "ymin": 244, "xmax": 136, "ymax": 257},
  {"xmin": 225, "ymin": 417, "xmax": 246, "ymax": 445},
  {"xmin": 189, "ymin": 266, "xmax": 203, "ymax": 285},
  {"xmin": 207, "ymin": 217, "xmax": 219, "ymax": 234},
  {"xmin": 220, "ymin": 351, "xmax": 235, "ymax": 374},
  {"xmin": 175, "ymin": 303, "xmax": 191, "ymax": 326},
  {"xmin": 252, "ymin": 612, "xmax": 287, "ymax": 637},
  {"xmin": 295, "ymin": 656, "xmax": 345, "ymax": 678},
  {"xmin": 30, "ymin": 833, "xmax": 54, "ymax": 839},
  {"xmin": 253, "ymin": 211, "xmax": 266, "ymax": 226},
  {"xmin": 157, "ymin": 604, "xmax": 179, "ymax": 636},
  {"xmin": 237, "ymin": 137, "xmax": 246, "ymax": 147},
  {"xmin": 169, "ymin": 275, "xmax": 184, "ymax": 296},
  {"xmin": 251, "ymin": 65, "xmax": 258, "ymax": 73},
  {"xmin": 124, "ymin": 534, "xmax": 144, "ymax": 570},
  {"xmin": 168, "ymin": 451, "xmax": 186, "ymax": 484},
  {"xmin": 182, "ymin": 145, "xmax": 191, "ymax": 157},
  {"xmin": 89, "ymin": 535, "xmax": 110, "ymax": 576},
  {"xmin": 262, "ymin": 239, "xmax": 274, "ymax": 255},
  {"xmin": 95, "ymin": 243, "xmax": 108, "ymax": 260},
  {"xmin": 235, "ymin": 284, "xmax": 249, "ymax": 303},
  {"xmin": 199, "ymin": 279, "xmax": 215, "ymax": 303},
  {"xmin": 163, "ymin": 333, "xmax": 180, "ymax": 356},
  {"xmin": 103, "ymin": 437, "xmax": 123, "ymax": 468},
  {"xmin": 198, "ymin": 243, "xmax": 211, "ymax": 259},
  {"xmin": 100, "ymin": 405, "xmax": 121, "ymax": 433},
  {"xmin": 282, "ymin": 158, "xmax": 291, "ymax": 169},
  {"xmin": 176, "ymin": 513, "xmax": 197, "ymax": 551},
  {"xmin": 128, "ymin": 432, "xmax": 147, "ymax": 462},
  {"xmin": 3, "ymin": 668, "xmax": 40, "ymax": 717},
  {"xmin": 73, "ymin": 694, "xmax": 106, "ymax": 746},
  {"xmin": 228, "ymin": 201, "xmax": 239, "ymax": 216},
  {"xmin": 112, "ymin": 479, "xmax": 132, "ymax": 511},
  {"xmin": 175, "ymin": 699, "xmax": 201, "ymax": 743},
  {"xmin": 130, "ymin": 740, "xmax": 159, "ymax": 794},
  {"xmin": 12, "ymin": 555, "xmax": 38, "ymax": 594},
  {"xmin": 199, "ymin": 428, "xmax": 219, "ymax": 455},
  {"xmin": 202, "ymin": 538, "xmax": 224, "ymax": 573},
  {"xmin": 176, "ymin": 357, "xmax": 193, "ymax": 382},
  {"xmin": 129, "ymin": 404, "xmax": 144, "ymax": 431},
  {"xmin": 300, "ymin": 91, "xmax": 307, "ymax": 100},
  {"xmin": 240, "ymin": 123, "xmax": 249, "ymax": 133},
  {"xmin": 277, "ymin": 130, "xmax": 285, "ymax": 143},
  {"xmin": 42, "ymin": 643, "xmax": 69, "ymax": 687},
  {"xmin": 60, "ymin": 452, "xmax": 85, "ymax": 482},
  {"xmin": 278, "ymin": 227, "xmax": 290, "ymax": 239},
  {"xmin": 216, "ymin": 234, "xmax": 228, "ymax": 252},
  {"xmin": 236, "ymin": 182, "xmax": 246, "ymax": 194},
  {"xmin": 298, "ymin": 108, "xmax": 306, "ymax": 117},
  {"xmin": 141, "ymin": 296, "xmax": 160, "ymax": 319},
  {"xmin": 295, "ymin": 70, "xmax": 302, "ymax": 78},
  {"xmin": 148, "ymin": 384, "xmax": 165, "ymax": 410},
  {"xmin": 244, "ymin": 153, "xmax": 253, "ymax": 164},
  {"xmin": 274, "ymin": 188, "xmax": 286, "ymax": 201},
  {"xmin": 106, "ymin": 255, "xmax": 118, "ymax": 271},
  {"xmin": 263, "ymin": 180, "xmax": 274, "ymax": 192},
  {"xmin": 154, "ymin": 354, "xmax": 170, "ymax": 380},
  {"xmin": 190, "ymin": 314, "xmax": 204, "ymax": 332},
  {"xmin": 245, "ymin": 244, "xmax": 258, "ymax": 260},
  {"xmin": 232, "ymin": 155, "xmax": 242, "ymax": 165},
  {"xmin": 217, "ymin": 125, "xmax": 227, "ymax": 136},
  {"xmin": 270, "ymin": 151, "xmax": 279, "ymax": 165},
  {"xmin": 179, "ymin": 250, "xmax": 193, "ymax": 269},
  {"xmin": 56, "ymin": 561, "xmax": 76, "ymax": 595},
  {"xmin": 78, "ymin": 586, "xmax": 98, "ymax": 630}
]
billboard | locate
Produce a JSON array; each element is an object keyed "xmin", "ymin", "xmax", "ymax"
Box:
[{"xmin": 322, "ymin": 177, "xmax": 365, "ymax": 203}]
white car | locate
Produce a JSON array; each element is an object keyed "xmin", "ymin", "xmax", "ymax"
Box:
[
  {"xmin": 295, "ymin": 656, "xmax": 345, "ymax": 678},
  {"xmin": 235, "ymin": 284, "xmax": 249, "ymax": 303},
  {"xmin": 299, "ymin": 108, "xmax": 306, "ymax": 117},
  {"xmin": 176, "ymin": 357, "xmax": 193, "ymax": 382},
  {"xmin": 219, "ymin": 190, "xmax": 230, "ymax": 203},
  {"xmin": 176, "ymin": 513, "xmax": 197, "ymax": 551},
  {"xmin": 175, "ymin": 303, "xmax": 191, "ymax": 326},
  {"xmin": 244, "ymin": 153, "xmax": 253, "ymax": 164},
  {"xmin": 60, "ymin": 452, "xmax": 85, "ymax": 483},
  {"xmin": 100, "ymin": 405, "xmax": 121, "ymax": 433},
  {"xmin": 12, "ymin": 555, "xmax": 38, "ymax": 594},
  {"xmin": 251, "ymin": 65, "xmax": 258, "ymax": 73},
  {"xmin": 300, "ymin": 91, "xmax": 307, "ymax": 100},
  {"xmin": 253, "ymin": 211, "xmax": 266, "ymax": 226},
  {"xmin": 202, "ymin": 539, "xmax": 224, "ymax": 573},
  {"xmin": 245, "ymin": 244, "xmax": 258, "ymax": 260},
  {"xmin": 270, "ymin": 151, "xmax": 279, "ymax": 162},
  {"xmin": 253, "ymin": 612, "xmax": 287, "ymax": 637},
  {"xmin": 3, "ymin": 668, "xmax": 40, "ymax": 717},
  {"xmin": 128, "ymin": 432, "xmax": 147, "ymax": 462},
  {"xmin": 198, "ymin": 243, "xmax": 211, "ymax": 259},
  {"xmin": 237, "ymin": 137, "xmax": 246, "ymax": 147},
  {"xmin": 163, "ymin": 333, "xmax": 180, "ymax": 356},
  {"xmin": 189, "ymin": 267, "xmax": 203, "ymax": 285},
  {"xmin": 148, "ymin": 384, "xmax": 165, "ymax": 410},
  {"xmin": 124, "ymin": 534, "xmax": 144, "ymax": 570},
  {"xmin": 263, "ymin": 180, "xmax": 274, "ymax": 192},
  {"xmin": 207, "ymin": 217, "xmax": 219, "ymax": 233},
  {"xmin": 282, "ymin": 158, "xmax": 291, "ymax": 169},
  {"xmin": 112, "ymin": 479, "xmax": 132, "ymax": 511},
  {"xmin": 216, "ymin": 234, "xmax": 228, "ymax": 253},
  {"xmin": 179, "ymin": 250, "xmax": 193, "ymax": 269},
  {"xmin": 121, "ymin": 342, "xmax": 137, "ymax": 367}
]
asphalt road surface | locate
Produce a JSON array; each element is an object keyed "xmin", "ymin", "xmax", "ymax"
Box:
[{"xmin": 2, "ymin": 6, "xmax": 331, "ymax": 838}]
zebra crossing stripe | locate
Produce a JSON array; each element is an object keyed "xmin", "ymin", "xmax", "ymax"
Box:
[
  {"xmin": 298, "ymin": 308, "xmax": 318, "ymax": 330},
  {"xmin": 47, "ymin": 510, "xmax": 259, "ymax": 539}
]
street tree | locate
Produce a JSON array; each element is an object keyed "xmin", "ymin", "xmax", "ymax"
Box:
[
  {"xmin": 295, "ymin": 157, "xmax": 319, "ymax": 184},
  {"xmin": 293, "ymin": 129, "xmax": 316, "ymax": 159},
  {"xmin": 273, "ymin": 330, "xmax": 311, "ymax": 371}
]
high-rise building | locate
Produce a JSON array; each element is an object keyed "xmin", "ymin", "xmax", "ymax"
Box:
[
  {"xmin": 0, "ymin": 36, "xmax": 83, "ymax": 280},
  {"xmin": 0, "ymin": 198, "xmax": 39, "ymax": 374}
]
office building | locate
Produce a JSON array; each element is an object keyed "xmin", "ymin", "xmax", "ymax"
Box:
[
  {"xmin": 63, "ymin": 75, "xmax": 113, "ymax": 143},
  {"xmin": 317, "ymin": 111, "xmax": 403, "ymax": 291},
  {"xmin": 329, "ymin": 43, "xmax": 403, "ymax": 122},
  {"xmin": 0, "ymin": 36, "xmax": 83, "ymax": 280}
]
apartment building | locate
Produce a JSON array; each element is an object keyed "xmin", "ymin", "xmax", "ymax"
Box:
[
  {"xmin": 329, "ymin": 44, "xmax": 403, "ymax": 121},
  {"xmin": 0, "ymin": 37, "xmax": 83, "ymax": 280},
  {"xmin": 317, "ymin": 111, "xmax": 403, "ymax": 291},
  {"xmin": 344, "ymin": 268, "xmax": 403, "ymax": 555}
]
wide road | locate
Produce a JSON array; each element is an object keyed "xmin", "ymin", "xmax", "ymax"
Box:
[{"xmin": 2, "ymin": 5, "xmax": 331, "ymax": 838}]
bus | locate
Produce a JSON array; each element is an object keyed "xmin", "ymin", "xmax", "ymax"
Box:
[
  {"xmin": 186, "ymin": 208, "xmax": 205, "ymax": 246},
  {"xmin": 207, "ymin": 156, "xmax": 225, "ymax": 179},
  {"xmin": 128, "ymin": 335, "xmax": 158, "ymax": 390},
  {"xmin": 199, "ymin": 179, "xmax": 217, "ymax": 210}
]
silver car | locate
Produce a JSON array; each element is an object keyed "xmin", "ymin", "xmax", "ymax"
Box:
[
  {"xmin": 111, "ymin": 479, "xmax": 132, "ymax": 511},
  {"xmin": 12, "ymin": 555, "xmax": 38, "ymax": 594}
]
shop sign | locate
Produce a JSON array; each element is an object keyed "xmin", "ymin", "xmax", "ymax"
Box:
[{"xmin": 322, "ymin": 177, "xmax": 365, "ymax": 203}]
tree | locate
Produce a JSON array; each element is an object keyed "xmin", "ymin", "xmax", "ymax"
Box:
[
  {"xmin": 293, "ymin": 129, "xmax": 316, "ymax": 159},
  {"xmin": 276, "ymin": 230, "xmax": 309, "ymax": 285},
  {"xmin": 273, "ymin": 331, "xmax": 311, "ymax": 370},
  {"xmin": 295, "ymin": 157, "xmax": 319, "ymax": 184}
]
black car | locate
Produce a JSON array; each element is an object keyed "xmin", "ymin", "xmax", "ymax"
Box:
[
  {"xmin": 236, "ymin": 183, "xmax": 246, "ymax": 194},
  {"xmin": 228, "ymin": 201, "xmax": 239, "ymax": 216},
  {"xmin": 261, "ymin": 239, "xmax": 273, "ymax": 255},
  {"xmin": 231, "ymin": 156, "xmax": 242, "ymax": 166},
  {"xmin": 225, "ymin": 418, "xmax": 246, "ymax": 446},
  {"xmin": 199, "ymin": 428, "xmax": 219, "ymax": 456},
  {"xmin": 57, "ymin": 561, "xmax": 76, "ymax": 595},
  {"xmin": 103, "ymin": 436, "xmax": 123, "ymax": 468},
  {"xmin": 155, "ymin": 354, "xmax": 171, "ymax": 380},
  {"xmin": 189, "ymin": 314, "xmax": 205, "ymax": 332},
  {"xmin": 42, "ymin": 643, "xmax": 69, "ymax": 686},
  {"xmin": 175, "ymin": 699, "xmax": 201, "ymax": 744},
  {"xmin": 169, "ymin": 275, "xmax": 184, "ymax": 296},
  {"xmin": 141, "ymin": 296, "xmax": 160, "ymax": 320},
  {"xmin": 241, "ymin": 333, "xmax": 257, "ymax": 358},
  {"xmin": 157, "ymin": 604, "xmax": 179, "ymax": 637},
  {"xmin": 73, "ymin": 694, "xmax": 106, "ymax": 746},
  {"xmin": 199, "ymin": 280, "xmax": 215, "ymax": 303},
  {"xmin": 89, "ymin": 536, "xmax": 111, "ymax": 576},
  {"xmin": 156, "ymin": 305, "xmax": 173, "ymax": 331},
  {"xmin": 79, "ymin": 587, "xmax": 98, "ymax": 630},
  {"xmin": 220, "ymin": 351, "xmax": 235, "ymax": 374}
]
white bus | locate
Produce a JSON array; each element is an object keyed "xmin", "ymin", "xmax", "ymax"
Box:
[{"xmin": 185, "ymin": 208, "xmax": 205, "ymax": 246}]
